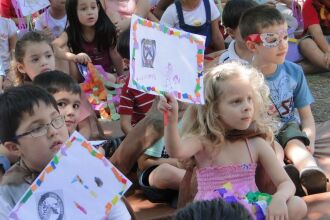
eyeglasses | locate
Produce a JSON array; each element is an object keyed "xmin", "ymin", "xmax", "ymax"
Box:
[
  {"xmin": 13, "ymin": 115, "xmax": 65, "ymax": 140},
  {"xmin": 245, "ymin": 30, "xmax": 288, "ymax": 48}
]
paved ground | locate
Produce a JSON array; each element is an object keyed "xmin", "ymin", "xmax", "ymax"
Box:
[{"xmin": 307, "ymin": 72, "xmax": 330, "ymax": 123}]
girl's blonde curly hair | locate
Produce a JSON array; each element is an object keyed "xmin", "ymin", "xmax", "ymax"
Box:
[{"xmin": 182, "ymin": 62, "xmax": 276, "ymax": 146}]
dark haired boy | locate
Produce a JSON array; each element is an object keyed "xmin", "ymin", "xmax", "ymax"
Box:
[
  {"xmin": 117, "ymin": 29, "xmax": 155, "ymax": 135},
  {"xmin": 33, "ymin": 70, "xmax": 107, "ymax": 155},
  {"xmin": 33, "ymin": 70, "xmax": 82, "ymax": 135},
  {"xmin": 219, "ymin": 0, "xmax": 257, "ymax": 63},
  {"xmin": 241, "ymin": 5, "xmax": 327, "ymax": 196},
  {"xmin": 0, "ymin": 85, "xmax": 69, "ymax": 216},
  {"xmin": 0, "ymin": 85, "xmax": 130, "ymax": 219}
]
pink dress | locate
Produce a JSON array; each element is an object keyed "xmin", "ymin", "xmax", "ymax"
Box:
[{"xmin": 195, "ymin": 139, "xmax": 272, "ymax": 220}]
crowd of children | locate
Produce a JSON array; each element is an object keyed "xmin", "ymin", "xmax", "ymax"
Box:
[{"xmin": 0, "ymin": 0, "xmax": 329, "ymax": 219}]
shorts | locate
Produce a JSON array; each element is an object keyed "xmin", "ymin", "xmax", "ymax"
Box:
[
  {"xmin": 276, "ymin": 121, "xmax": 310, "ymax": 148},
  {"xmin": 138, "ymin": 165, "xmax": 178, "ymax": 206}
]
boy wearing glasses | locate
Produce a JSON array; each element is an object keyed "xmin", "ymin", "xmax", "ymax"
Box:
[
  {"xmin": 241, "ymin": 5, "xmax": 327, "ymax": 196},
  {"xmin": 0, "ymin": 85, "xmax": 130, "ymax": 219}
]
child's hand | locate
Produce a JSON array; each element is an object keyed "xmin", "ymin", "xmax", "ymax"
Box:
[
  {"xmin": 158, "ymin": 93, "xmax": 179, "ymax": 122},
  {"xmin": 267, "ymin": 194, "xmax": 289, "ymax": 220},
  {"xmin": 73, "ymin": 53, "xmax": 91, "ymax": 64},
  {"xmin": 42, "ymin": 26, "xmax": 53, "ymax": 40}
]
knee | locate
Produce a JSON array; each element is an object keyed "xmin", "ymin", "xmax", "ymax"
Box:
[
  {"xmin": 149, "ymin": 164, "xmax": 173, "ymax": 188},
  {"xmin": 287, "ymin": 196, "xmax": 307, "ymax": 220},
  {"xmin": 285, "ymin": 139, "xmax": 306, "ymax": 150},
  {"xmin": 149, "ymin": 163, "xmax": 184, "ymax": 189}
]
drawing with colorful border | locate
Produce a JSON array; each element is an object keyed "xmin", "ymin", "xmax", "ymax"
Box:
[
  {"xmin": 9, "ymin": 131, "xmax": 131, "ymax": 219},
  {"xmin": 129, "ymin": 15, "xmax": 205, "ymax": 104}
]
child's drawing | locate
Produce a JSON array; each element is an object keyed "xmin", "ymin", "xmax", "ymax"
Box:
[
  {"xmin": 129, "ymin": 15, "xmax": 205, "ymax": 104},
  {"xmin": 9, "ymin": 131, "xmax": 132, "ymax": 220}
]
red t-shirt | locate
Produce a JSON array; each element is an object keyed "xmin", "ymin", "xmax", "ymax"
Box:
[
  {"xmin": 0, "ymin": 0, "xmax": 17, "ymax": 18},
  {"xmin": 118, "ymin": 77, "xmax": 155, "ymax": 126},
  {"xmin": 302, "ymin": 0, "xmax": 330, "ymax": 34}
]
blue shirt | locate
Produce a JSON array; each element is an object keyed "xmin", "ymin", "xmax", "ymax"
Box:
[{"xmin": 265, "ymin": 61, "xmax": 314, "ymax": 128}]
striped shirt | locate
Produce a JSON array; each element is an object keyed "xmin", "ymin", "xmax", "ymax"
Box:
[{"xmin": 118, "ymin": 78, "xmax": 155, "ymax": 126}]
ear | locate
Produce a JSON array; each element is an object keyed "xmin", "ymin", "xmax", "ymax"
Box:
[
  {"xmin": 16, "ymin": 62, "xmax": 26, "ymax": 74},
  {"xmin": 245, "ymin": 40, "xmax": 258, "ymax": 53},
  {"xmin": 3, "ymin": 141, "xmax": 21, "ymax": 156}
]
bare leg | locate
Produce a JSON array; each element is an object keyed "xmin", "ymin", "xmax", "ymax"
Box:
[
  {"xmin": 284, "ymin": 139, "xmax": 317, "ymax": 171},
  {"xmin": 287, "ymin": 196, "xmax": 307, "ymax": 220},
  {"xmin": 299, "ymin": 38, "xmax": 329, "ymax": 70},
  {"xmin": 285, "ymin": 139, "xmax": 327, "ymax": 195},
  {"xmin": 298, "ymin": 60, "xmax": 327, "ymax": 74},
  {"xmin": 149, "ymin": 163, "xmax": 186, "ymax": 190}
]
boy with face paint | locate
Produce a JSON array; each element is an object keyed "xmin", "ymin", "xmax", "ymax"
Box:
[{"xmin": 241, "ymin": 5, "xmax": 327, "ymax": 196}]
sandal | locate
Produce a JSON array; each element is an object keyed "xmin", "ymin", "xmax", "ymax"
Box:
[
  {"xmin": 284, "ymin": 164, "xmax": 306, "ymax": 197},
  {"xmin": 300, "ymin": 166, "xmax": 328, "ymax": 195}
]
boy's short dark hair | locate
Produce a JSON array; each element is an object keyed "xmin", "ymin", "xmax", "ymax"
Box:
[
  {"xmin": 33, "ymin": 70, "xmax": 81, "ymax": 95},
  {"xmin": 174, "ymin": 199, "xmax": 253, "ymax": 220},
  {"xmin": 222, "ymin": 0, "xmax": 257, "ymax": 29},
  {"xmin": 0, "ymin": 85, "xmax": 58, "ymax": 143},
  {"xmin": 239, "ymin": 5, "xmax": 286, "ymax": 40},
  {"xmin": 117, "ymin": 28, "xmax": 130, "ymax": 59}
]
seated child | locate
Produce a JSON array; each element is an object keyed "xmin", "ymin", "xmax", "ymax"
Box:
[
  {"xmin": 160, "ymin": 0, "xmax": 225, "ymax": 51},
  {"xmin": 0, "ymin": 85, "xmax": 130, "ymax": 219},
  {"xmin": 33, "ymin": 70, "xmax": 106, "ymax": 155},
  {"xmin": 12, "ymin": 31, "xmax": 105, "ymax": 141},
  {"xmin": 137, "ymin": 97, "xmax": 186, "ymax": 206},
  {"xmin": 0, "ymin": 17, "xmax": 17, "ymax": 91},
  {"xmin": 117, "ymin": 29, "xmax": 155, "ymax": 135},
  {"xmin": 11, "ymin": 31, "xmax": 56, "ymax": 85},
  {"xmin": 34, "ymin": 0, "xmax": 67, "ymax": 40},
  {"xmin": 299, "ymin": 0, "xmax": 330, "ymax": 70},
  {"xmin": 241, "ymin": 4, "xmax": 328, "ymax": 196},
  {"xmin": 158, "ymin": 62, "xmax": 307, "ymax": 219},
  {"xmin": 33, "ymin": 70, "xmax": 82, "ymax": 135},
  {"xmin": 219, "ymin": 0, "xmax": 257, "ymax": 63}
]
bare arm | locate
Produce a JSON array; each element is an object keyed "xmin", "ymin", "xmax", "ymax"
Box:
[
  {"xmin": 298, "ymin": 105, "xmax": 315, "ymax": 153},
  {"xmin": 52, "ymin": 32, "xmax": 91, "ymax": 64},
  {"xmin": 109, "ymin": 47, "xmax": 124, "ymax": 75},
  {"xmin": 255, "ymin": 137, "xmax": 296, "ymax": 218},
  {"xmin": 158, "ymin": 94, "xmax": 202, "ymax": 159},
  {"xmin": 120, "ymin": 114, "xmax": 133, "ymax": 135},
  {"xmin": 308, "ymin": 24, "xmax": 330, "ymax": 53},
  {"xmin": 210, "ymin": 18, "xmax": 225, "ymax": 51},
  {"xmin": 137, "ymin": 154, "xmax": 179, "ymax": 171}
]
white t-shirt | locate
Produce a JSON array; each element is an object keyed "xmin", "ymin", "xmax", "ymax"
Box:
[
  {"xmin": 160, "ymin": 0, "xmax": 220, "ymax": 29},
  {"xmin": 0, "ymin": 17, "xmax": 17, "ymax": 76},
  {"xmin": 34, "ymin": 8, "xmax": 67, "ymax": 39},
  {"xmin": 218, "ymin": 40, "xmax": 249, "ymax": 64}
]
